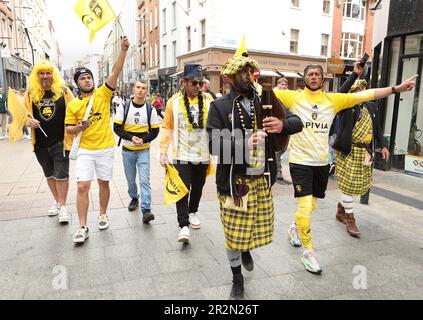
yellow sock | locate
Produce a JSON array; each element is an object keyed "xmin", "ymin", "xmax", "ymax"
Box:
[{"xmin": 295, "ymin": 195, "xmax": 314, "ymax": 250}]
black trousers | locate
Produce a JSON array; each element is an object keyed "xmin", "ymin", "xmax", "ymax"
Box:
[{"xmin": 173, "ymin": 161, "xmax": 208, "ymax": 228}]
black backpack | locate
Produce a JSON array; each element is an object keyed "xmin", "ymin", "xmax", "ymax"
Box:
[{"xmin": 117, "ymin": 99, "xmax": 153, "ymax": 147}]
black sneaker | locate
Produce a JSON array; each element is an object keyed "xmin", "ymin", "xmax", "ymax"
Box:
[
  {"xmin": 128, "ymin": 198, "xmax": 139, "ymax": 211},
  {"xmin": 230, "ymin": 274, "xmax": 244, "ymax": 300},
  {"xmin": 241, "ymin": 251, "xmax": 254, "ymax": 271},
  {"xmin": 142, "ymin": 209, "xmax": 155, "ymax": 224}
]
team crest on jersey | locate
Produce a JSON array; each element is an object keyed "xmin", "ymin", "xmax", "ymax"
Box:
[
  {"xmin": 135, "ymin": 117, "xmax": 139, "ymax": 124},
  {"xmin": 312, "ymin": 112, "xmax": 318, "ymax": 121},
  {"xmin": 38, "ymin": 99, "xmax": 56, "ymax": 121},
  {"xmin": 295, "ymin": 185, "xmax": 302, "ymax": 193}
]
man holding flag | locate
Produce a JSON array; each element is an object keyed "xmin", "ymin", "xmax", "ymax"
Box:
[
  {"xmin": 65, "ymin": 36, "xmax": 130, "ymax": 244},
  {"xmin": 23, "ymin": 60, "xmax": 75, "ymax": 223}
]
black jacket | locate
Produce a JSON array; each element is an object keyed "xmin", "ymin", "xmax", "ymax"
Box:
[
  {"xmin": 332, "ymin": 72, "xmax": 387, "ymax": 155},
  {"xmin": 206, "ymin": 90, "xmax": 303, "ymax": 196}
]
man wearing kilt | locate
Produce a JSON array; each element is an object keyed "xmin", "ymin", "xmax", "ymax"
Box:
[
  {"xmin": 333, "ymin": 79, "xmax": 390, "ymax": 237},
  {"xmin": 274, "ymin": 65, "xmax": 417, "ymax": 275},
  {"xmin": 207, "ymin": 53, "xmax": 303, "ymax": 299}
]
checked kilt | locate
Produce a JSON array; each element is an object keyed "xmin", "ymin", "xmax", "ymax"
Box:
[
  {"xmin": 335, "ymin": 107, "xmax": 373, "ymax": 196},
  {"xmin": 218, "ymin": 175, "xmax": 274, "ymax": 251}
]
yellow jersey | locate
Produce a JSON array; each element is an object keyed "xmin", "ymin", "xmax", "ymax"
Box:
[
  {"xmin": 65, "ymin": 84, "xmax": 115, "ymax": 150},
  {"xmin": 274, "ymin": 87, "xmax": 375, "ymax": 166}
]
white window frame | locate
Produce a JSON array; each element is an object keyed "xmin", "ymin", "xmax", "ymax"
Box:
[
  {"xmin": 290, "ymin": 29, "xmax": 299, "ymax": 54},
  {"xmin": 343, "ymin": 0, "xmax": 366, "ymax": 21},
  {"xmin": 340, "ymin": 32, "xmax": 364, "ymax": 59},
  {"xmin": 321, "ymin": 34, "xmax": 329, "ymax": 56},
  {"xmin": 323, "ymin": 0, "xmax": 331, "ymax": 14}
]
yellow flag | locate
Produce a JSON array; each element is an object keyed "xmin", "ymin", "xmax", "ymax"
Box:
[
  {"xmin": 235, "ymin": 35, "xmax": 248, "ymax": 57},
  {"xmin": 74, "ymin": 0, "xmax": 117, "ymax": 43},
  {"xmin": 7, "ymin": 89, "xmax": 27, "ymax": 143},
  {"xmin": 164, "ymin": 164, "xmax": 189, "ymax": 206}
]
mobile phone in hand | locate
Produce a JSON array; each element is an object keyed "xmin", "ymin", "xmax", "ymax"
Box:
[{"xmin": 359, "ymin": 53, "xmax": 369, "ymax": 68}]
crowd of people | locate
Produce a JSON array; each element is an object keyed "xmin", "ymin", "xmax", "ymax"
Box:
[{"xmin": 1, "ymin": 35, "xmax": 418, "ymax": 300}]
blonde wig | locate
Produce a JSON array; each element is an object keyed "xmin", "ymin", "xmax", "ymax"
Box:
[{"xmin": 27, "ymin": 60, "xmax": 64, "ymax": 103}]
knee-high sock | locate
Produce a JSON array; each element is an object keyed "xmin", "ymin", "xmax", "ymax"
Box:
[
  {"xmin": 341, "ymin": 194, "xmax": 354, "ymax": 214},
  {"xmin": 295, "ymin": 195, "xmax": 314, "ymax": 250},
  {"xmin": 226, "ymin": 249, "xmax": 242, "ymax": 274}
]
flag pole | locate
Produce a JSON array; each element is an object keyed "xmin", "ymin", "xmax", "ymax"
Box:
[
  {"xmin": 26, "ymin": 113, "xmax": 48, "ymax": 138},
  {"xmin": 105, "ymin": 0, "xmax": 126, "ymax": 36}
]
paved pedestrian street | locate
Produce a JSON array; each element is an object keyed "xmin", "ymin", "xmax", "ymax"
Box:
[{"xmin": 0, "ymin": 137, "xmax": 422, "ymax": 300}]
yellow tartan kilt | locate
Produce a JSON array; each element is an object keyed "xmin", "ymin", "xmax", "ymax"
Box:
[
  {"xmin": 335, "ymin": 147, "xmax": 372, "ymax": 196},
  {"xmin": 218, "ymin": 175, "xmax": 274, "ymax": 251}
]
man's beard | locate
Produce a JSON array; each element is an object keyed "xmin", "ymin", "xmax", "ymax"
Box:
[{"xmin": 232, "ymin": 80, "xmax": 253, "ymax": 96}]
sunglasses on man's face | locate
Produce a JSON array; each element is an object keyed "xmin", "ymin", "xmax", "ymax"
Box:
[{"xmin": 190, "ymin": 80, "xmax": 204, "ymax": 87}]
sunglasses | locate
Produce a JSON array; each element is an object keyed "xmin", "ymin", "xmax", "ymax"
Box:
[{"xmin": 190, "ymin": 80, "xmax": 204, "ymax": 87}]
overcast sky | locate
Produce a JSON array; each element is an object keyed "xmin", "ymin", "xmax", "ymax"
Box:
[{"xmin": 45, "ymin": 0, "xmax": 123, "ymax": 69}]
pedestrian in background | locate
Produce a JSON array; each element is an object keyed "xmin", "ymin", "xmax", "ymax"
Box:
[{"xmin": 0, "ymin": 86, "xmax": 7, "ymax": 140}]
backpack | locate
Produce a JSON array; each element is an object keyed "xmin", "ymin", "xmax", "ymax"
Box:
[{"xmin": 117, "ymin": 99, "xmax": 153, "ymax": 147}]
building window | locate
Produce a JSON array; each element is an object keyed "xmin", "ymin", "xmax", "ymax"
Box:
[
  {"xmin": 162, "ymin": 9, "xmax": 166, "ymax": 34},
  {"xmin": 155, "ymin": 42, "xmax": 158, "ymax": 66},
  {"xmin": 187, "ymin": 0, "xmax": 191, "ymax": 9},
  {"xmin": 200, "ymin": 19, "xmax": 206, "ymax": 48},
  {"xmin": 291, "ymin": 0, "xmax": 300, "ymax": 8},
  {"xmin": 172, "ymin": 2, "xmax": 176, "ymax": 28},
  {"xmin": 187, "ymin": 26, "xmax": 191, "ymax": 52},
  {"xmin": 321, "ymin": 34, "xmax": 329, "ymax": 56},
  {"xmin": 323, "ymin": 0, "xmax": 330, "ymax": 14},
  {"xmin": 149, "ymin": 10, "xmax": 152, "ymax": 32},
  {"xmin": 290, "ymin": 29, "xmax": 299, "ymax": 54},
  {"xmin": 340, "ymin": 32, "xmax": 363, "ymax": 58},
  {"xmin": 343, "ymin": 0, "xmax": 366, "ymax": 21},
  {"xmin": 154, "ymin": 6, "xmax": 158, "ymax": 29},
  {"xmin": 172, "ymin": 41, "xmax": 176, "ymax": 65},
  {"xmin": 149, "ymin": 45, "xmax": 153, "ymax": 67},
  {"xmin": 141, "ymin": 13, "xmax": 146, "ymax": 38},
  {"xmin": 163, "ymin": 45, "xmax": 167, "ymax": 66}
]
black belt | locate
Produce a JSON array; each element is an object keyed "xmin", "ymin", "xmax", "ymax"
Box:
[{"xmin": 353, "ymin": 142, "xmax": 371, "ymax": 148}]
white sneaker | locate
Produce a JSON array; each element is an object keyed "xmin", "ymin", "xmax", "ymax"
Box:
[
  {"xmin": 26, "ymin": 135, "xmax": 31, "ymax": 140},
  {"xmin": 189, "ymin": 213, "xmax": 201, "ymax": 229},
  {"xmin": 178, "ymin": 226, "xmax": 190, "ymax": 243},
  {"xmin": 48, "ymin": 203, "xmax": 60, "ymax": 216},
  {"xmin": 98, "ymin": 214, "xmax": 109, "ymax": 230},
  {"xmin": 73, "ymin": 226, "xmax": 89, "ymax": 243},
  {"xmin": 0, "ymin": 135, "xmax": 4, "ymax": 140},
  {"xmin": 58, "ymin": 206, "xmax": 70, "ymax": 223}
]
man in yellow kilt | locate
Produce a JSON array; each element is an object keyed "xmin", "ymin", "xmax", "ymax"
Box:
[
  {"xmin": 207, "ymin": 53, "xmax": 303, "ymax": 299},
  {"xmin": 333, "ymin": 79, "xmax": 390, "ymax": 237}
]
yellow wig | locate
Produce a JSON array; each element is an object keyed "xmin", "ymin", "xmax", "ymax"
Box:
[{"xmin": 27, "ymin": 60, "xmax": 65, "ymax": 103}]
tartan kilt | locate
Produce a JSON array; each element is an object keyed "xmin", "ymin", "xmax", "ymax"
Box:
[
  {"xmin": 218, "ymin": 175, "xmax": 274, "ymax": 251},
  {"xmin": 335, "ymin": 147, "xmax": 372, "ymax": 196}
]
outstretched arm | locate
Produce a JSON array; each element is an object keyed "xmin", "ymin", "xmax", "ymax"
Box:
[
  {"xmin": 106, "ymin": 36, "xmax": 130, "ymax": 89},
  {"xmin": 373, "ymin": 74, "xmax": 418, "ymax": 100}
]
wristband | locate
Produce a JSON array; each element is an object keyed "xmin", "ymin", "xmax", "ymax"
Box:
[{"xmin": 391, "ymin": 86, "xmax": 397, "ymax": 94}]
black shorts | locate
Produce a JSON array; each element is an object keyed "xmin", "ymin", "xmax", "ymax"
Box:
[
  {"xmin": 289, "ymin": 163, "xmax": 330, "ymax": 199},
  {"xmin": 35, "ymin": 141, "xmax": 70, "ymax": 180}
]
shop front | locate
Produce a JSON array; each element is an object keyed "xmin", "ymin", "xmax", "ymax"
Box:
[
  {"xmin": 372, "ymin": 1, "xmax": 423, "ymax": 177},
  {"xmin": 177, "ymin": 47, "xmax": 327, "ymax": 95}
]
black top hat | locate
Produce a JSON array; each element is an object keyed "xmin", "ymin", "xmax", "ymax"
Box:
[{"xmin": 183, "ymin": 64, "xmax": 204, "ymax": 79}]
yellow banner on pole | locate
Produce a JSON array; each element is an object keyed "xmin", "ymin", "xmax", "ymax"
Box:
[
  {"xmin": 7, "ymin": 88, "xmax": 26, "ymax": 143},
  {"xmin": 74, "ymin": 0, "xmax": 117, "ymax": 43}
]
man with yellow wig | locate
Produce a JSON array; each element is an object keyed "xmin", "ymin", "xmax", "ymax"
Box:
[{"xmin": 25, "ymin": 60, "xmax": 74, "ymax": 223}]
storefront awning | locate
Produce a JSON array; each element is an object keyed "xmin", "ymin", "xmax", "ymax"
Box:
[
  {"xmin": 278, "ymin": 71, "xmax": 302, "ymax": 79},
  {"xmin": 169, "ymin": 71, "xmax": 183, "ymax": 78},
  {"xmin": 260, "ymin": 69, "xmax": 302, "ymax": 79}
]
